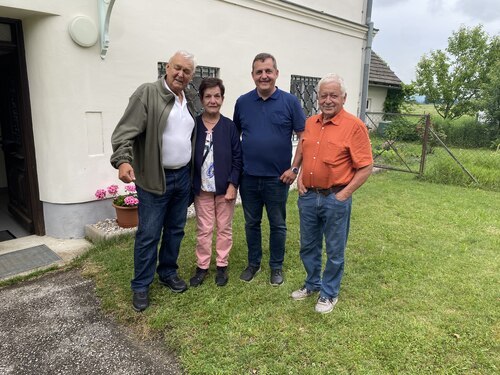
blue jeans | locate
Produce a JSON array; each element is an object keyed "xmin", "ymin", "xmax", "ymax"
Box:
[
  {"xmin": 131, "ymin": 166, "xmax": 191, "ymax": 292},
  {"xmin": 297, "ymin": 190, "xmax": 352, "ymax": 299},
  {"xmin": 239, "ymin": 174, "xmax": 289, "ymax": 270}
]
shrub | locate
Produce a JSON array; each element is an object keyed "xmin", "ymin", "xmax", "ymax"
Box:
[
  {"xmin": 385, "ymin": 116, "xmax": 420, "ymax": 142},
  {"xmin": 431, "ymin": 117, "xmax": 491, "ymax": 148}
]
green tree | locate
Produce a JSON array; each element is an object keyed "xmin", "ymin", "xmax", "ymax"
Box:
[
  {"xmin": 413, "ymin": 25, "xmax": 496, "ymax": 120},
  {"xmin": 480, "ymin": 36, "xmax": 500, "ymax": 147},
  {"xmin": 481, "ymin": 60, "xmax": 500, "ymax": 147}
]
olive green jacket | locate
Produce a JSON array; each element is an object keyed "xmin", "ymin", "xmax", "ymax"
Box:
[{"xmin": 110, "ymin": 76, "xmax": 201, "ymax": 194}]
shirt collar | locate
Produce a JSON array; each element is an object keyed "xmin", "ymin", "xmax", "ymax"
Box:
[
  {"xmin": 315, "ymin": 108, "xmax": 346, "ymax": 126},
  {"xmin": 163, "ymin": 78, "xmax": 185, "ymax": 102},
  {"xmin": 251, "ymin": 87, "xmax": 280, "ymax": 101}
]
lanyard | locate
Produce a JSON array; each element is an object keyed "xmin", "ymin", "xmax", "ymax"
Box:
[{"xmin": 201, "ymin": 132, "xmax": 213, "ymax": 165}]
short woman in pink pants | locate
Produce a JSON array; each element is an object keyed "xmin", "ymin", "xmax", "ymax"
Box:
[{"xmin": 190, "ymin": 77, "xmax": 242, "ymax": 287}]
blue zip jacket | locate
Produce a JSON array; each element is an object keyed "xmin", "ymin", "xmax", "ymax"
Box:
[{"xmin": 193, "ymin": 115, "xmax": 242, "ymax": 196}]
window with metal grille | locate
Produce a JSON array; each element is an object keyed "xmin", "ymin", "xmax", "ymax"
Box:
[
  {"xmin": 157, "ymin": 63, "xmax": 219, "ymax": 93},
  {"xmin": 290, "ymin": 75, "xmax": 320, "ymax": 117}
]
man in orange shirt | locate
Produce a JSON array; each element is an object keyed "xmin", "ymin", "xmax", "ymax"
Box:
[{"xmin": 291, "ymin": 73, "xmax": 373, "ymax": 314}]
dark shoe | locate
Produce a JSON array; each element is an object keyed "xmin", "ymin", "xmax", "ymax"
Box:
[
  {"xmin": 270, "ymin": 269, "xmax": 284, "ymax": 286},
  {"xmin": 132, "ymin": 291, "xmax": 149, "ymax": 312},
  {"xmin": 159, "ymin": 274, "xmax": 188, "ymax": 293},
  {"xmin": 189, "ymin": 267, "xmax": 208, "ymax": 287},
  {"xmin": 240, "ymin": 265, "xmax": 261, "ymax": 282},
  {"xmin": 215, "ymin": 266, "xmax": 228, "ymax": 286}
]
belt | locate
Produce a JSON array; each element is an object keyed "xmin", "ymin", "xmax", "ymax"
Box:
[{"xmin": 309, "ymin": 185, "xmax": 346, "ymax": 196}]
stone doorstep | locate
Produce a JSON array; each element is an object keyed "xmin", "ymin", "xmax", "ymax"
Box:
[
  {"xmin": 84, "ymin": 222, "xmax": 137, "ymax": 243},
  {"xmin": 0, "ymin": 235, "xmax": 92, "ymax": 281},
  {"xmin": 84, "ymin": 205, "xmax": 197, "ymax": 243}
]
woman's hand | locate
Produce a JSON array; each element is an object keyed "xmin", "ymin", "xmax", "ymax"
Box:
[{"xmin": 224, "ymin": 184, "xmax": 237, "ymax": 201}]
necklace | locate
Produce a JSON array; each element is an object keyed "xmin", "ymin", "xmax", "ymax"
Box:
[{"xmin": 202, "ymin": 116, "xmax": 220, "ymax": 125}]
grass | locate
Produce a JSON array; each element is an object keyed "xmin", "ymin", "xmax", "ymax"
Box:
[
  {"xmin": 82, "ymin": 172, "xmax": 500, "ymax": 374},
  {"xmin": 371, "ymin": 137, "xmax": 422, "ymax": 172},
  {"xmin": 0, "ymin": 265, "xmax": 62, "ymax": 288},
  {"xmin": 407, "ymin": 103, "xmax": 477, "ymax": 123},
  {"xmin": 422, "ymin": 147, "xmax": 500, "ymax": 191},
  {"xmin": 408, "ymin": 103, "xmax": 438, "ymax": 116}
]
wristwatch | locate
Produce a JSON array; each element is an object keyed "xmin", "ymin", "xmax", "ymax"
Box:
[{"xmin": 291, "ymin": 167, "xmax": 299, "ymax": 174}]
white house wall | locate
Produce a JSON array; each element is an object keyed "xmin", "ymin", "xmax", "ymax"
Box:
[
  {"xmin": 0, "ymin": 0, "xmax": 61, "ymax": 17},
  {"xmin": 0, "ymin": 0, "xmax": 368, "ymax": 237},
  {"xmin": 286, "ymin": 0, "xmax": 367, "ymax": 23},
  {"xmin": 368, "ymin": 86, "xmax": 387, "ymax": 113}
]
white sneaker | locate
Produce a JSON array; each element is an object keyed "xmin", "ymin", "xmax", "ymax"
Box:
[
  {"xmin": 315, "ymin": 296, "xmax": 338, "ymax": 314},
  {"xmin": 291, "ymin": 286, "xmax": 317, "ymax": 300}
]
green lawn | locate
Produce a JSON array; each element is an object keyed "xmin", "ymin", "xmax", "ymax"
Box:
[
  {"xmin": 83, "ymin": 172, "xmax": 500, "ymax": 374},
  {"xmin": 407, "ymin": 103, "xmax": 440, "ymax": 117}
]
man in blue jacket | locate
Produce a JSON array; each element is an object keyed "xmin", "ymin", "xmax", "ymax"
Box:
[{"xmin": 233, "ymin": 52, "xmax": 305, "ymax": 286}]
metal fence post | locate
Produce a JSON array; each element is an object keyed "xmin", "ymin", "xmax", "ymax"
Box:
[{"xmin": 419, "ymin": 114, "xmax": 430, "ymax": 177}]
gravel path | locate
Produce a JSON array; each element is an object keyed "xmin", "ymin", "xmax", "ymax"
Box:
[{"xmin": 0, "ymin": 270, "xmax": 181, "ymax": 375}]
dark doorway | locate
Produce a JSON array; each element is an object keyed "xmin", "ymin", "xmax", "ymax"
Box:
[{"xmin": 0, "ymin": 18, "xmax": 44, "ymax": 237}]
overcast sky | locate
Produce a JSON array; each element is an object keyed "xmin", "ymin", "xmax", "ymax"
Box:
[{"xmin": 371, "ymin": 0, "xmax": 500, "ymax": 83}]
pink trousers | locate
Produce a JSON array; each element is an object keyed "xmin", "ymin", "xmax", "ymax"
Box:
[{"xmin": 194, "ymin": 191, "xmax": 236, "ymax": 268}]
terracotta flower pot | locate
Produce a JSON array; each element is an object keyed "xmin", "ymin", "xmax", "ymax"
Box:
[{"xmin": 113, "ymin": 204, "xmax": 138, "ymax": 228}]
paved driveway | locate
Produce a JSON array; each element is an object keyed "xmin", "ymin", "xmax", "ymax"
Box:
[{"xmin": 0, "ymin": 270, "xmax": 181, "ymax": 374}]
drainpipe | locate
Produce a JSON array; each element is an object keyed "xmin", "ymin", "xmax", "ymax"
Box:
[{"xmin": 359, "ymin": 0, "xmax": 373, "ymax": 123}]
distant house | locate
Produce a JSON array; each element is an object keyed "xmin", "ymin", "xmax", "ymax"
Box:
[{"xmin": 367, "ymin": 51, "xmax": 402, "ymax": 113}]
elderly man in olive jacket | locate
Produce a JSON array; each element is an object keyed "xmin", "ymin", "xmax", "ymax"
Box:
[{"xmin": 111, "ymin": 50, "xmax": 201, "ymax": 312}]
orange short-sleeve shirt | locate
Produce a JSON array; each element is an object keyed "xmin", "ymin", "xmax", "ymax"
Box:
[{"xmin": 301, "ymin": 109, "xmax": 373, "ymax": 189}]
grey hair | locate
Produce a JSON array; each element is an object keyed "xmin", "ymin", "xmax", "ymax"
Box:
[
  {"xmin": 317, "ymin": 73, "xmax": 346, "ymax": 96},
  {"xmin": 252, "ymin": 52, "xmax": 277, "ymax": 71},
  {"xmin": 169, "ymin": 50, "xmax": 197, "ymax": 70}
]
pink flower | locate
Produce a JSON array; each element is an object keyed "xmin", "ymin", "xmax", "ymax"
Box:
[
  {"xmin": 107, "ymin": 184, "xmax": 119, "ymax": 196},
  {"xmin": 124, "ymin": 196, "xmax": 139, "ymax": 206},
  {"xmin": 95, "ymin": 189, "xmax": 106, "ymax": 200},
  {"xmin": 124, "ymin": 184, "xmax": 136, "ymax": 193},
  {"xmin": 96, "ymin": 184, "xmax": 139, "ymax": 206}
]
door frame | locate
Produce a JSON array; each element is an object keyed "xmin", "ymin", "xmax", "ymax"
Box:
[{"xmin": 0, "ymin": 17, "xmax": 45, "ymax": 235}]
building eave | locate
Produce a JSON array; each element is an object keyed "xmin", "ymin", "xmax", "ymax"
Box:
[{"xmin": 217, "ymin": 0, "xmax": 368, "ymax": 39}]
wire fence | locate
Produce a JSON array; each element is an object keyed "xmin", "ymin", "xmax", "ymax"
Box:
[
  {"xmin": 366, "ymin": 112, "xmax": 428, "ymax": 175},
  {"xmin": 366, "ymin": 112, "xmax": 499, "ymax": 191}
]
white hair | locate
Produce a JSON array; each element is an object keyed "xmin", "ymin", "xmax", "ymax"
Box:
[
  {"xmin": 317, "ymin": 73, "xmax": 346, "ymax": 96},
  {"xmin": 169, "ymin": 50, "xmax": 197, "ymax": 70}
]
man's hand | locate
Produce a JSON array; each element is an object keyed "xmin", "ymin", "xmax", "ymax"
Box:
[
  {"xmin": 224, "ymin": 184, "xmax": 237, "ymax": 201},
  {"xmin": 334, "ymin": 189, "xmax": 351, "ymax": 202},
  {"xmin": 333, "ymin": 164, "xmax": 373, "ymax": 202},
  {"xmin": 279, "ymin": 168, "xmax": 298, "ymax": 185},
  {"xmin": 118, "ymin": 163, "xmax": 136, "ymax": 183},
  {"xmin": 297, "ymin": 173, "xmax": 308, "ymax": 195}
]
